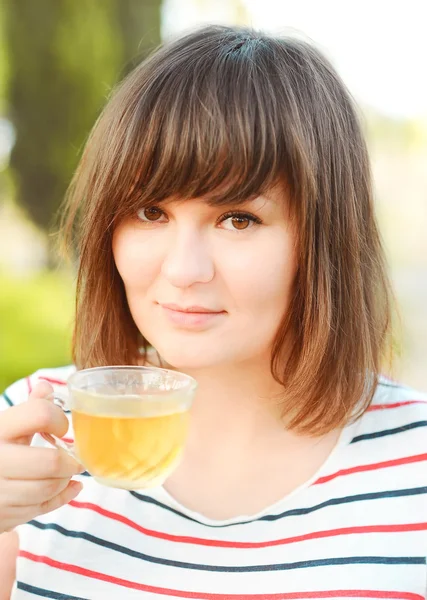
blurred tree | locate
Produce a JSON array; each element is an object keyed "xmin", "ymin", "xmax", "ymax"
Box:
[
  {"xmin": 0, "ymin": 7, "xmax": 10, "ymax": 114},
  {"xmin": 3, "ymin": 0, "xmax": 161, "ymax": 242},
  {"xmin": 117, "ymin": 0, "xmax": 162, "ymax": 75}
]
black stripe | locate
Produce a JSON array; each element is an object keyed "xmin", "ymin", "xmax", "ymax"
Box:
[
  {"xmin": 130, "ymin": 490, "xmax": 205, "ymax": 524},
  {"xmin": 1, "ymin": 391, "xmax": 14, "ymax": 407},
  {"xmin": 130, "ymin": 486, "xmax": 427, "ymax": 528},
  {"xmin": 379, "ymin": 381, "xmax": 404, "ymax": 390},
  {"xmin": 17, "ymin": 581, "xmax": 88, "ymax": 600},
  {"xmin": 26, "ymin": 521, "xmax": 425, "ymax": 573},
  {"xmin": 351, "ymin": 421, "xmax": 427, "ymax": 443}
]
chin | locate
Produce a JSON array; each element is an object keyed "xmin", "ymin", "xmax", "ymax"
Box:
[
  {"xmin": 147, "ymin": 338, "xmax": 228, "ymax": 372},
  {"xmin": 161, "ymin": 349, "xmax": 223, "ymax": 371}
]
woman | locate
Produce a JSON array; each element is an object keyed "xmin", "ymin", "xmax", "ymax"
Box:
[{"xmin": 1, "ymin": 25, "xmax": 427, "ymax": 599}]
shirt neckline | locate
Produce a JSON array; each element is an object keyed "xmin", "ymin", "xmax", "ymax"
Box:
[{"xmin": 152, "ymin": 417, "xmax": 360, "ymax": 527}]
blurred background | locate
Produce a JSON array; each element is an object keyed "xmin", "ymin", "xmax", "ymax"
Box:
[{"xmin": 0, "ymin": 0, "xmax": 426, "ymax": 392}]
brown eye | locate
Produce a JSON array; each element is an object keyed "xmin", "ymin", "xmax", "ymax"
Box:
[
  {"xmin": 231, "ymin": 216, "xmax": 250, "ymax": 230},
  {"xmin": 138, "ymin": 206, "xmax": 165, "ymax": 222},
  {"xmin": 219, "ymin": 211, "xmax": 261, "ymax": 231}
]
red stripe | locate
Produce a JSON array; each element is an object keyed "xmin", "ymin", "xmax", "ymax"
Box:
[
  {"xmin": 18, "ymin": 551, "xmax": 424, "ymax": 599},
  {"xmin": 315, "ymin": 453, "xmax": 427, "ymax": 485},
  {"xmin": 367, "ymin": 400, "xmax": 427, "ymax": 412},
  {"xmin": 26, "ymin": 376, "xmax": 32, "ymax": 394},
  {"xmin": 38, "ymin": 376, "xmax": 67, "ymax": 386},
  {"xmin": 62, "ymin": 437, "xmax": 74, "ymax": 444},
  {"xmin": 68, "ymin": 500, "xmax": 427, "ymax": 549}
]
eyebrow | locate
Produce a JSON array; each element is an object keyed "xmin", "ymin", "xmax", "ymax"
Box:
[{"xmin": 205, "ymin": 194, "xmax": 273, "ymax": 208}]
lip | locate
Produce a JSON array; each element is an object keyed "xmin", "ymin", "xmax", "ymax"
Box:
[
  {"xmin": 159, "ymin": 303, "xmax": 226, "ymax": 329},
  {"xmin": 160, "ymin": 303, "xmax": 222, "ymax": 314}
]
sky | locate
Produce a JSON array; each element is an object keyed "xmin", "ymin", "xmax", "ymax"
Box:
[{"xmin": 162, "ymin": 0, "xmax": 427, "ymax": 120}]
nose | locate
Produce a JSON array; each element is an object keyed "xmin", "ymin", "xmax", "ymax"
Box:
[{"xmin": 161, "ymin": 226, "xmax": 215, "ymax": 288}]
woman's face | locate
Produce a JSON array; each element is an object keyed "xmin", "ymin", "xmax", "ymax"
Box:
[{"xmin": 112, "ymin": 186, "xmax": 297, "ymax": 370}]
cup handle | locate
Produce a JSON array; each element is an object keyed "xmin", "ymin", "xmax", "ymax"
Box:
[{"xmin": 40, "ymin": 392, "xmax": 77, "ymax": 460}]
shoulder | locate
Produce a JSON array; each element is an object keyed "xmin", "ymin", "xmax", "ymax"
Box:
[
  {"xmin": 351, "ymin": 374, "xmax": 427, "ymax": 449},
  {"xmin": 369, "ymin": 375, "xmax": 427, "ymax": 417},
  {"xmin": 1, "ymin": 365, "xmax": 76, "ymax": 410}
]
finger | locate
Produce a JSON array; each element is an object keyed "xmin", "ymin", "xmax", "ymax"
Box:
[
  {"xmin": 0, "ymin": 444, "xmax": 84, "ymax": 480},
  {"xmin": 1, "ymin": 480, "xmax": 83, "ymax": 531},
  {"xmin": 38, "ymin": 480, "xmax": 83, "ymax": 516},
  {"xmin": 0, "ymin": 397, "xmax": 69, "ymax": 442},
  {"xmin": 28, "ymin": 381, "xmax": 54, "ymax": 402},
  {"xmin": 0, "ymin": 504, "xmax": 42, "ymax": 533},
  {"xmin": 1, "ymin": 477, "xmax": 71, "ymax": 507}
]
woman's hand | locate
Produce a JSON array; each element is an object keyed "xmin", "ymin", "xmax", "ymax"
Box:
[{"xmin": 0, "ymin": 381, "xmax": 84, "ymax": 534}]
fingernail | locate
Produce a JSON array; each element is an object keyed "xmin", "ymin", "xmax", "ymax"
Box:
[{"xmin": 70, "ymin": 480, "xmax": 83, "ymax": 494}]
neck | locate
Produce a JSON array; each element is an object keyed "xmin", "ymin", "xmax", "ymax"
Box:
[
  {"xmin": 143, "ymin": 350, "xmax": 342, "ymax": 520},
  {"xmin": 145, "ymin": 349, "xmax": 308, "ymax": 458},
  {"xmin": 185, "ymin": 359, "xmax": 286, "ymax": 444}
]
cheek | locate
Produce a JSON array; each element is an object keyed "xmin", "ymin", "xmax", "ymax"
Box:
[
  {"xmin": 246, "ymin": 253, "xmax": 295, "ymax": 355},
  {"xmin": 222, "ymin": 234, "xmax": 296, "ymax": 315},
  {"xmin": 112, "ymin": 225, "xmax": 158, "ymax": 292}
]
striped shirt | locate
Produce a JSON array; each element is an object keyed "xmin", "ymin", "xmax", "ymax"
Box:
[{"xmin": 2, "ymin": 366, "xmax": 427, "ymax": 600}]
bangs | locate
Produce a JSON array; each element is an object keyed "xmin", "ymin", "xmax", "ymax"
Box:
[{"xmin": 103, "ymin": 29, "xmax": 295, "ymax": 218}]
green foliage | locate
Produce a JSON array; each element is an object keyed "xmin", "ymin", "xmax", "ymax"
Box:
[
  {"xmin": 0, "ymin": 270, "xmax": 74, "ymax": 392},
  {"xmin": 2, "ymin": 0, "xmax": 161, "ymax": 234},
  {"xmin": 2, "ymin": 0, "xmax": 121, "ymax": 232},
  {"xmin": 0, "ymin": 6, "xmax": 10, "ymax": 113}
]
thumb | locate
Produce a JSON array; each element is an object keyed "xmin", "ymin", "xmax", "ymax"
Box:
[
  {"xmin": 28, "ymin": 380, "xmax": 55, "ymax": 403},
  {"xmin": 0, "ymin": 381, "xmax": 68, "ymax": 445}
]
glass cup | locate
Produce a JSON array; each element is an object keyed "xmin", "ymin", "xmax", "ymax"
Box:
[{"xmin": 41, "ymin": 366, "xmax": 197, "ymax": 490}]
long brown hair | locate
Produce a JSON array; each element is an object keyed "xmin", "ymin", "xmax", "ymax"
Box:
[{"xmin": 62, "ymin": 25, "xmax": 395, "ymax": 434}]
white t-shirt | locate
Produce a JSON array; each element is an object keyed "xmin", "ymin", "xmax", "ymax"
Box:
[{"xmin": 2, "ymin": 366, "xmax": 427, "ymax": 600}]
